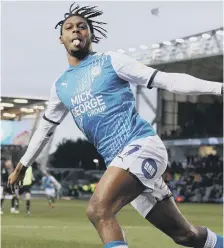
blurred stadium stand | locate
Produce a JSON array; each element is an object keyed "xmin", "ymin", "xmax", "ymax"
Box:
[{"xmin": 164, "ymin": 154, "xmax": 223, "ymax": 203}]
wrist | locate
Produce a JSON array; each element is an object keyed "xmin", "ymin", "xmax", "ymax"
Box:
[
  {"xmin": 213, "ymin": 82, "xmax": 223, "ymax": 96},
  {"xmin": 15, "ymin": 162, "xmax": 27, "ymax": 174}
]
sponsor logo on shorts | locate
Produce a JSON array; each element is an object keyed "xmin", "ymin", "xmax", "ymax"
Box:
[{"xmin": 142, "ymin": 158, "xmax": 157, "ymax": 179}]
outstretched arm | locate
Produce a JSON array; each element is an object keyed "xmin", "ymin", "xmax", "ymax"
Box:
[
  {"xmin": 109, "ymin": 51, "xmax": 223, "ymax": 96},
  {"xmin": 151, "ymin": 71, "xmax": 223, "ymax": 95}
]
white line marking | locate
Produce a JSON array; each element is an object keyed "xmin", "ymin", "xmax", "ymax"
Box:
[{"xmin": 2, "ymin": 225, "xmax": 151, "ymax": 230}]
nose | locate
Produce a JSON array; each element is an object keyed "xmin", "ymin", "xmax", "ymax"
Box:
[{"xmin": 72, "ymin": 26, "xmax": 80, "ymax": 34}]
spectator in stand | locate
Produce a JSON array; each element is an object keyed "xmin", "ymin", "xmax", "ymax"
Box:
[{"xmin": 164, "ymin": 154, "xmax": 223, "ymax": 203}]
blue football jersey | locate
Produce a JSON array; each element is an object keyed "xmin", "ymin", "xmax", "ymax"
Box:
[
  {"xmin": 20, "ymin": 51, "xmax": 222, "ymax": 168},
  {"xmin": 42, "ymin": 176, "xmax": 55, "ymax": 189},
  {"xmin": 44, "ymin": 52, "xmax": 157, "ymax": 165}
]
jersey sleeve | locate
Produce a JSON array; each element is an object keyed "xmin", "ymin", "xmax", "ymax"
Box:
[
  {"xmin": 43, "ymin": 82, "xmax": 69, "ymax": 124},
  {"xmin": 108, "ymin": 52, "xmax": 222, "ymax": 96},
  {"xmin": 151, "ymin": 71, "xmax": 223, "ymax": 95},
  {"xmin": 20, "ymin": 82, "xmax": 68, "ymax": 167},
  {"xmin": 108, "ymin": 51, "xmax": 158, "ymax": 88}
]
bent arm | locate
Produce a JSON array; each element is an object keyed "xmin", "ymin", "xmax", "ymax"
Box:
[
  {"xmin": 20, "ymin": 119, "xmax": 58, "ymax": 167},
  {"xmin": 20, "ymin": 82, "xmax": 68, "ymax": 167}
]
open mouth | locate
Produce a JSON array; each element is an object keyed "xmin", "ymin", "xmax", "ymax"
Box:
[{"xmin": 72, "ymin": 38, "xmax": 81, "ymax": 46}]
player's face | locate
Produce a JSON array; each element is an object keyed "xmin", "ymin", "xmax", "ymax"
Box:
[{"xmin": 60, "ymin": 16, "xmax": 92, "ymax": 55}]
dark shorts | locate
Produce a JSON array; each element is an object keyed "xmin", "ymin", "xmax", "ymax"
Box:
[
  {"xmin": 1, "ymin": 185, "xmax": 11, "ymax": 195},
  {"xmin": 19, "ymin": 185, "xmax": 31, "ymax": 195}
]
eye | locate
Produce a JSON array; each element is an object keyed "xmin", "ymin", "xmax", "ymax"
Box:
[
  {"xmin": 65, "ymin": 24, "xmax": 72, "ymax": 30},
  {"xmin": 66, "ymin": 26, "xmax": 72, "ymax": 30},
  {"xmin": 78, "ymin": 24, "xmax": 87, "ymax": 30}
]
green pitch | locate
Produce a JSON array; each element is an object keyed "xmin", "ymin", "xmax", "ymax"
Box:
[{"xmin": 2, "ymin": 199, "xmax": 223, "ymax": 248}]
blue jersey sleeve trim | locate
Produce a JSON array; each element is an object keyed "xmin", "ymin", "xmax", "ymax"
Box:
[
  {"xmin": 147, "ymin": 69, "xmax": 159, "ymax": 89},
  {"xmin": 43, "ymin": 114, "xmax": 60, "ymax": 125}
]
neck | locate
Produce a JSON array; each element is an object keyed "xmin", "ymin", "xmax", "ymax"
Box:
[{"xmin": 67, "ymin": 49, "xmax": 91, "ymax": 67}]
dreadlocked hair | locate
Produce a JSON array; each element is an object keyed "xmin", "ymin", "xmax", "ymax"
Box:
[{"xmin": 55, "ymin": 2, "xmax": 107, "ymax": 44}]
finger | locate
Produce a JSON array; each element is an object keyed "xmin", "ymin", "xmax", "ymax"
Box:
[{"xmin": 7, "ymin": 178, "xmax": 12, "ymax": 188}]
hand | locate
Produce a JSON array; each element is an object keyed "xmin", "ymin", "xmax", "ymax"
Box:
[{"xmin": 7, "ymin": 162, "xmax": 27, "ymax": 193}]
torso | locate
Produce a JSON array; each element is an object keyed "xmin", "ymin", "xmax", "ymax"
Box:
[{"xmin": 56, "ymin": 53, "xmax": 156, "ymax": 165}]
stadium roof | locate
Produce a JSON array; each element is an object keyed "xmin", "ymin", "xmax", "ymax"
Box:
[
  {"xmin": 155, "ymin": 55, "xmax": 223, "ymax": 82},
  {"xmin": 2, "ymin": 1, "xmax": 223, "ymax": 99},
  {"xmin": 1, "ymin": 97, "xmax": 47, "ymax": 120}
]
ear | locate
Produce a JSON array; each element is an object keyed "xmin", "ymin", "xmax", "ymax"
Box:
[{"xmin": 59, "ymin": 36, "xmax": 64, "ymax": 44}]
